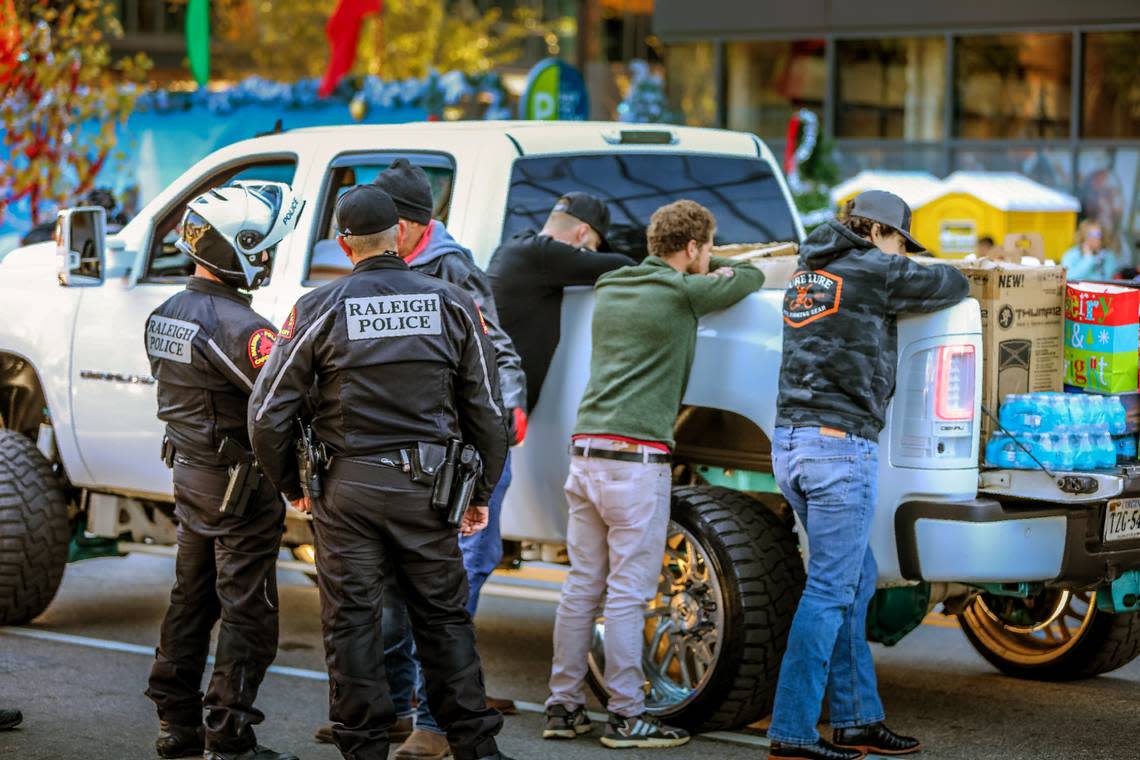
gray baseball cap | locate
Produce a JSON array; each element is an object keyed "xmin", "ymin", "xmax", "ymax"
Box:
[{"xmin": 850, "ymin": 189, "xmax": 924, "ymax": 253}]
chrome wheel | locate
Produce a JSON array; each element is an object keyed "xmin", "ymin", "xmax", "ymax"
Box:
[
  {"xmin": 588, "ymin": 519, "xmax": 726, "ymax": 713},
  {"xmin": 959, "ymin": 590, "xmax": 1097, "ymax": 665}
]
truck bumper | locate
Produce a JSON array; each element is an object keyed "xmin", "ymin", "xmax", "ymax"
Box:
[{"xmin": 895, "ymin": 498, "xmax": 1140, "ymax": 586}]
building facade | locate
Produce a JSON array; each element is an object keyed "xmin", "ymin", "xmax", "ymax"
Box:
[{"xmin": 656, "ymin": 0, "xmax": 1140, "ymax": 258}]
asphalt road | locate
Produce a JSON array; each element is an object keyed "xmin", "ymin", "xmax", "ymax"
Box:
[{"xmin": 1, "ymin": 553, "xmax": 1137, "ymax": 760}]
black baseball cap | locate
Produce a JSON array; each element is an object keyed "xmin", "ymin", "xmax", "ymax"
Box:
[
  {"xmin": 850, "ymin": 189, "xmax": 924, "ymax": 253},
  {"xmin": 334, "ymin": 184, "xmax": 398, "ymax": 236},
  {"xmin": 553, "ymin": 192, "xmax": 611, "ymax": 249}
]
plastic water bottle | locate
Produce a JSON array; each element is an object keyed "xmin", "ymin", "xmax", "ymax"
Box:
[
  {"xmin": 1073, "ymin": 430, "xmax": 1098, "ymax": 471},
  {"xmin": 1052, "ymin": 432, "xmax": 1076, "ymax": 471},
  {"xmin": 1040, "ymin": 393, "xmax": 1073, "ymax": 432},
  {"xmin": 1113, "ymin": 435, "xmax": 1138, "ymax": 463},
  {"xmin": 1034, "ymin": 432, "xmax": 1057, "ymax": 470},
  {"xmin": 1068, "ymin": 395, "xmax": 1090, "ymax": 427},
  {"xmin": 986, "ymin": 432, "xmax": 1017, "ymax": 468},
  {"xmin": 1000, "ymin": 394, "xmax": 1044, "ymax": 433},
  {"xmin": 1094, "ymin": 430, "xmax": 1117, "ymax": 469},
  {"xmin": 1106, "ymin": 396, "xmax": 1128, "ymax": 435},
  {"xmin": 1087, "ymin": 395, "xmax": 1109, "ymax": 430}
]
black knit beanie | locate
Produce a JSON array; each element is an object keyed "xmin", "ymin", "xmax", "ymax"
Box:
[{"xmin": 373, "ymin": 158, "xmax": 434, "ymax": 225}]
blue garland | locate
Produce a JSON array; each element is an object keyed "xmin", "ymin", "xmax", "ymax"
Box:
[{"xmin": 131, "ymin": 71, "xmax": 510, "ymax": 117}]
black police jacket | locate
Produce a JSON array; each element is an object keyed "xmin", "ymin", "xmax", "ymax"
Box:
[
  {"xmin": 145, "ymin": 276, "xmax": 277, "ymax": 465},
  {"xmin": 248, "ymin": 254, "xmax": 509, "ymax": 503}
]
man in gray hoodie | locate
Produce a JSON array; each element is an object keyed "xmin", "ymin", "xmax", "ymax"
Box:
[{"xmin": 313, "ymin": 159, "xmax": 525, "ymax": 760}]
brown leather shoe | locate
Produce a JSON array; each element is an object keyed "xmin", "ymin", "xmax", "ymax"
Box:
[
  {"xmin": 314, "ymin": 716, "xmax": 413, "ymax": 745},
  {"xmin": 485, "ymin": 696, "xmax": 518, "ymax": 715},
  {"xmin": 393, "ymin": 729, "xmax": 451, "ymax": 760}
]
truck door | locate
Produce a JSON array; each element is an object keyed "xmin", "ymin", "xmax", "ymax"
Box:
[{"xmin": 69, "ymin": 156, "xmax": 299, "ymax": 497}]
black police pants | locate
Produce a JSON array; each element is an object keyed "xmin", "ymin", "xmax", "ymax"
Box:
[
  {"xmin": 145, "ymin": 461, "xmax": 284, "ymax": 753},
  {"xmin": 313, "ymin": 462, "xmax": 501, "ymax": 760}
]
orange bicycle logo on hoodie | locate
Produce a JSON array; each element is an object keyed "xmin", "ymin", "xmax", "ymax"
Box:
[{"xmin": 783, "ymin": 270, "xmax": 843, "ymax": 327}]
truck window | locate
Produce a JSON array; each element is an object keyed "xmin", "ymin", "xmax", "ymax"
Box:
[
  {"xmin": 305, "ymin": 153, "xmax": 456, "ymax": 284},
  {"xmin": 141, "ymin": 159, "xmax": 298, "ymax": 283},
  {"xmin": 502, "ymin": 153, "xmax": 799, "ymax": 259}
]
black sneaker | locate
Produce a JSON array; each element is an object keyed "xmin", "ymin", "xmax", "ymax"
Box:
[
  {"xmin": 600, "ymin": 712, "xmax": 690, "ymax": 749},
  {"xmin": 155, "ymin": 722, "xmax": 204, "ymax": 758},
  {"xmin": 543, "ymin": 703, "xmax": 592, "ymax": 739},
  {"xmin": 204, "ymin": 746, "xmax": 299, "ymax": 760}
]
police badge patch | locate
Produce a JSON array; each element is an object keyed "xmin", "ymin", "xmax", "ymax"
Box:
[
  {"xmin": 279, "ymin": 305, "xmax": 297, "ymax": 341},
  {"xmin": 248, "ymin": 328, "xmax": 276, "ymax": 368}
]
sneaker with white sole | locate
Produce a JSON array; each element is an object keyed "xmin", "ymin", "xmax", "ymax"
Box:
[
  {"xmin": 543, "ymin": 704, "xmax": 592, "ymax": 739},
  {"xmin": 600, "ymin": 712, "xmax": 690, "ymax": 749}
]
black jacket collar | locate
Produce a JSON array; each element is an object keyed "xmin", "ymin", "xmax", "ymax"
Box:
[
  {"xmin": 187, "ymin": 276, "xmax": 252, "ymax": 305},
  {"xmin": 353, "ymin": 253, "xmax": 408, "ymax": 274}
]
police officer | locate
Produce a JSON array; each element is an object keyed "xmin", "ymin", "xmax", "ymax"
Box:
[
  {"xmin": 248, "ymin": 185, "xmax": 513, "ymax": 760},
  {"xmin": 144, "ymin": 181, "xmax": 302, "ymax": 760}
]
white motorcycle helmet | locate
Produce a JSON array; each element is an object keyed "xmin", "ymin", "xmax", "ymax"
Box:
[{"xmin": 175, "ymin": 180, "xmax": 304, "ymax": 290}]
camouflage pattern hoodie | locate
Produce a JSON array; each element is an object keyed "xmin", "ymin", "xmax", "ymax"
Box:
[{"xmin": 775, "ymin": 219, "xmax": 970, "ymax": 440}]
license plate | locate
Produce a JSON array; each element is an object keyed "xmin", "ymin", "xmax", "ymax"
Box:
[{"xmin": 1104, "ymin": 499, "xmax": 1140, "ymax": 542}]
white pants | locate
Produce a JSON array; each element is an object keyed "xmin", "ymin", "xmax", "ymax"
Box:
[{"xmin": 546, "ymin": 438, "xmax": 671, "ymax": 717}]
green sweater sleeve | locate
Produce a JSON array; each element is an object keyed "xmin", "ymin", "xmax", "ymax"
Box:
[{"xmin": 683, "ymin": 259, "xmax": 766, "ymax": 317}]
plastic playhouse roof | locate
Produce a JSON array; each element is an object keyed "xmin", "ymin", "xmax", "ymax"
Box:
[
  {"xmin": 829, "ymin": 171, "xmax": 943, "ymax": 209},
  {"xmin": 937, "ymin": 171, "xmax": 1080, "ymax": 212}
]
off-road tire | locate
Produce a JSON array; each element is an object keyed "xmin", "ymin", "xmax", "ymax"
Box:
[
  {"xmin": 586, "ymin": 485, "xmax": 804, "ymax": 731},
  {"xmin": 0, "ymin": 429, "xmax": 70, "ymax": 624},
  {"xmin": 959, "ymin": 594, "xmax": 1140, "ymax": 680}
]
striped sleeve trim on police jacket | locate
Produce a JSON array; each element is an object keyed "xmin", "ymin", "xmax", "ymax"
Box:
[
  {"xmin": 207, "ymin": 337, "xmax": 254, "ymax": 392},
  {"xmin": 253, "ymin": 305, "xmax": 337, "ymax": 422},
  {"xmin": 450, "ymin": 299, "xmax": 503, "ymax": 418}
]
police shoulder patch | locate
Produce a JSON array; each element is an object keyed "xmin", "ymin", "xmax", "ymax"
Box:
[
  {"xmin": 279, "ymin": 305, "xmax": 298, "ymax": 341},
  {"xmin": 146, "ymin": 315, "xmax": 199, "ymax": 364},
  {"xmin": 344, "ymin": 294, "xmax": 442, "ymax": 340},
  {"xmin": 248, "ymin": 327, "xmax": 276, "ymax": 368},
  {"xmin": 783, "ymin": 270, "xmax": 844, "ymax": 327}
]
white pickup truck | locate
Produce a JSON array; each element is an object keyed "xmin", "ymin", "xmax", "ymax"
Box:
[{"xmin": 2, "ymin": 121, "xmax": 1140, "ymax": 731}]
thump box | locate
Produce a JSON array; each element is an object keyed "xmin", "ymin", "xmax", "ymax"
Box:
[{"xmin": 950, "ymin": 260, "xmax": 1067, "ymax": 445}]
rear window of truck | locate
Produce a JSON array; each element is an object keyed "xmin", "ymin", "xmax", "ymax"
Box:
[{"xmin": 502, "ymin": 153, "xmax": 798, "ymax": 259}]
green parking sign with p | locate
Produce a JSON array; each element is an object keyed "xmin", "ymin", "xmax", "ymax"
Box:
[{"xmin": 521, "ymin": 58, "xmax": 589, "ymax": 121}]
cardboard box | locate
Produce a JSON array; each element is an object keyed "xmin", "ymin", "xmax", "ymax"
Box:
[
  {"xmin": 716, "ymin": 241, "xmax": 800, "ymax": 291},
  {"xmin": 947, "ymin": 259, "xmax": 1066, "ymax": 445}
]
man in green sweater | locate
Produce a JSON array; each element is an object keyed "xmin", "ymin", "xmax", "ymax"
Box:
[{"xmin": 541, "ymin": 200, "xmax": 765, "ymax": 749}]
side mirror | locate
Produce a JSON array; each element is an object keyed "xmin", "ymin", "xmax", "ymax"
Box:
[{"xmin": 56, "ymin": 206, "xmax": 107, "ymax": 286}]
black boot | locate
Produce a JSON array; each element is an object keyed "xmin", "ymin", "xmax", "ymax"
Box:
[
  {"xmin": 833, "ymin": 722, "xmax": 923, "ymax": 755},
  {"xmin": 155, "ymin": 722, "xmax": 204, "ymax": 758},
  {"xmin": 0, "ymin": 709, "xmax": 23, "ymax": 731},
  {"xmin": 769, "ymin": 738, "xmax": 866, "ymax": 760},
  {"xmin": 204, "ymin": 746, "xmax": 299, "ymax": 760}
]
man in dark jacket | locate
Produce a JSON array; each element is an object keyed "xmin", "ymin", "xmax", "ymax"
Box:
[
  {"xmin": 768, "ymin": 190, "xmax": 969, "ymax": 760},
  {"xmin": 351, "ymin": 159, "xmax": 524, "ymax": 760},
  {"xmin": 487, "ymin": 192, "xmax": 635, "ymax": 413},
  {"xmin": 144, "ymin": 182, "xmax": 302, "ymax": 760},
  {"xmin": 248, "ymin": 185, "xmax": 511, "ymax": 760}
]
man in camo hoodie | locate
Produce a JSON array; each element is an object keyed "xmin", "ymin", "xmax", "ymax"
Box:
[{"xmin": 768, "ymin": 191, "xmax": 969, "ymax": 760}]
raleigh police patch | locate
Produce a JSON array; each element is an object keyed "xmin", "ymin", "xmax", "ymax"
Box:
[
  {"xmin": 248, "ymin": 328, "xmax": 276, "ymax": 369},
  {"xmin": 345, "ymin": 294, "xmax": 441, "ymax": 340},
  {"xmin": 783, "ymin": 270, "xmax": 844, "ymax": 327},
  {"xmin": 146, "ymin": 315, "xmax": 199, "ymax": 363}
]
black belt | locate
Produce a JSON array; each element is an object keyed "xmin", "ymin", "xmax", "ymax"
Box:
[
  {"xmin": 569, "ymin": 445, "xmax": 671, "ymax": 464},
  {"xmin": 326, "ymin": 450, "xmax": 413, "ymax": 479}
]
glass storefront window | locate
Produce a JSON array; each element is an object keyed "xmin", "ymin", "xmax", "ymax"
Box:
[
  {"xmin": 952, "ymin": 147, "xmax": 1073, "ymax": 193},
  {"xmin": 954, "ymin": 33, "xmax": 1072, "ymax": 139},
  {"xmin": 726, "ymin": 40, "xmax": 826, "ymax": 140},
  {"xmin": 665, "ymin": 43, "xmax": 717, "ymax": 128},
  {"xmin": 837, "ymin": 38, "xmax": 945, "ymax": 140},
  {"xmin": 1083, "ymin": 32, "xmax": 1140, "ymax": 139},
  {"xmin": 1077, "ymin": 148, "xmax": 1140, "ymax": 265},
  {"xmin": 833, "ymin": 143, "xmax": 947, "ymax": 180}
]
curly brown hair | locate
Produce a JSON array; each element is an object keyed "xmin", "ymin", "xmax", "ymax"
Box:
[
  {"xmin": 647, "ymin": 200, "xmax": 716, "ymax": 258},
  {"xmin": 839, "ymin": 199, "xmax": 897, "ymax": 239}
]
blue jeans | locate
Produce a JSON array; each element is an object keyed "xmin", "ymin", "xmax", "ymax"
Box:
[
  {"xmin": 768, "ymin": 426, "xmax": 885, "ymax": 746},
  {"xmin": 387, "ymin": 453, "xmax": 512, "ymax": 734}
]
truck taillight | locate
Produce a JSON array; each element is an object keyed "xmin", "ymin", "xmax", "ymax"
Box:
[{"xmin": 935, "ymin": 345, "xmax": 975, "ymax": 422}]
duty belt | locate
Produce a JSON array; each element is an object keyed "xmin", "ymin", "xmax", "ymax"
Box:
[
  {"xmin": 568, "ymin": 445, "xmax": 671, "ymax": 464},
  {"xmin": 327, "ymin": 444, "xmax": 445, "ymax": 487}
]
